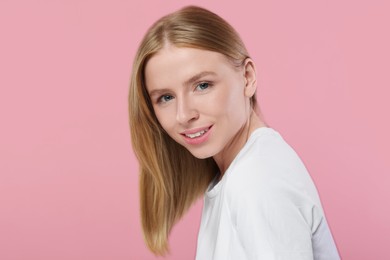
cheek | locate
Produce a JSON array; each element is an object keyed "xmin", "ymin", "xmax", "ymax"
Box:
[
  {"xmin": 210, "ymin": 83, "xmax": 244, "ymax": 113},
  {"xmin": 218, "ymin": 87, "xmax": 248, "ymax": 126},
  {"xmin": 154, "ymin": 107, "xmax": 175, "ymax": 131}
]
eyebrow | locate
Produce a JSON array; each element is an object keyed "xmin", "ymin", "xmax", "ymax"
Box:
[
  {"xmin": 183, "ymin": 71, "xmax": 217, "ymax": 86},
  {"xmin": 148, "ymin": 71, "xmax": 217, "ymax": 97}
]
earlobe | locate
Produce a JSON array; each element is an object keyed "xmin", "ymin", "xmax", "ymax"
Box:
[{"xmin": 243, "ymin": 58, "xmax": 257, "ymax": 98}]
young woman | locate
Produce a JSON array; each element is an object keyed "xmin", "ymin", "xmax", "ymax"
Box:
[{"xmin": 129, "ymin": 5, "xmax": 340, "ymax": 260}]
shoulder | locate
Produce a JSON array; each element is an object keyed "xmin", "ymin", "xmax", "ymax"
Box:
[
  {"xmin": 225, "ymin": 127, "xmax": 311, "ymax": 198},
  {"xmin": 223, "ymin": 127, "xmax": 324, "ymax": 233}
]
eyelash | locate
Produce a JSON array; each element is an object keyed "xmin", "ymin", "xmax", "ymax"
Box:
[
  {"xmin": 157, "ymin": 94, "xmax": 174, "ymax": 104},
  {"xmin": 156, "ymin": 81, "xmax": 213, "ymax": 104},
  {"xmin": 195, "ymin": 82, "xmax": 212, "ymax": 91}
]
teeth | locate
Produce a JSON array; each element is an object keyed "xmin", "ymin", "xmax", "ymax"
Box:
[{"xmin": 185, "ymin": 129, "xmax": 208, "ymax": 138}]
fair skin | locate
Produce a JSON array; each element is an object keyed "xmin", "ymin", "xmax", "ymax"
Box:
[{"xmin": 144, "ymin": 45, "xmax": 267, "ymax": 176}]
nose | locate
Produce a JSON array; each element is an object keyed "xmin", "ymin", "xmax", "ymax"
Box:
[{"xmin": 176, "ymin": 96, "xmax": 199, "ymax": 125}]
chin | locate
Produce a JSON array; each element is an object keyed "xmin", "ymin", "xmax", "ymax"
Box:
[
  {"xmin": 177, "ymin": 139, "xmax": 217, "ymax": 159},
  {"xmin": 191, "ymin": 153, "xmax": 212, "ymax": 160},
  {"xmin": 185, "ymin": 147, "xmax": 216, "ymax": 160}
]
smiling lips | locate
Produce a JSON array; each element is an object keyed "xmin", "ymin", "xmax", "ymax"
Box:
[
  {"xmin": 181, "ymin": 126, "xmax": 212, "ymax": 145},
  {"xmin": 185, "ymin": 128, "xmax": 209, "ymax": 138}
]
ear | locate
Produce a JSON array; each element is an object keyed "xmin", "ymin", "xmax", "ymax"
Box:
[{"xmin": 242, "ymin": 58, "xmax": 257, "ymax": 98}]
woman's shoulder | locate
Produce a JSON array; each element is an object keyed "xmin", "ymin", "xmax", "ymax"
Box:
[
  {"xmin": 226, "ymin": 127, "xmax": 304, "ymax": 184},
  {"xmin": 224, "ymin": 126, "xmax": 324, "ymax": 213}
]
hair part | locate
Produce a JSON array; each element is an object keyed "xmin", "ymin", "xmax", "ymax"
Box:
[{"xmin": 129, "ymin": 5, "xmax": 257, "ymax": 255}]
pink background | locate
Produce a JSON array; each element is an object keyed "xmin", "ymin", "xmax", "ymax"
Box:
[{"xmin": 1, "ymin": 0, "xmax": 389, "ymax": 259}]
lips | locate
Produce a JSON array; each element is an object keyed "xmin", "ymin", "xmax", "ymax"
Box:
[
  {"xmin": 180, "ymin": 125, "xmax": 213, "ymax": 145},
  {"xmin": 184, "ymin": 128, "xmax": 209, "ymax": 138}
]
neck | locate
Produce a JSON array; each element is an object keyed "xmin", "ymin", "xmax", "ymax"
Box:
[{"xmin": 213, "ymin": 111, "xmax": 267, "ymax": 180}]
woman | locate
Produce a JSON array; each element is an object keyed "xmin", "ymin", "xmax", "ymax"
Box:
[{"xmin": 129, "ymin": 5, "xmax": 340, "ymax": 260}]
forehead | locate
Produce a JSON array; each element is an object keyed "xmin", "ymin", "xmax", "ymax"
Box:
[{"xmin": 144, "ymin": 47, "xmax": 232, "ymax": 89}]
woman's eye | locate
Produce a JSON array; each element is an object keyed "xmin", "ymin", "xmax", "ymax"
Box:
[
  {"xmin": 196, "ymin": 82, "xmax": 210, "ymax": 91},
  {"xmin": 158, "ymin": 95, "xmax": 174, "ymax": 103}
]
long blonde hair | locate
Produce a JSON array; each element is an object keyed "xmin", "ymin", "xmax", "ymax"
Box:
[{"xmin": 128, "ymin": 5, "xmax": 256, "ymax": 255}]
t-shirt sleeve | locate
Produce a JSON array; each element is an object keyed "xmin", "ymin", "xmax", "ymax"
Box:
[
  {"xmin": 227, "ymin": 177, "xmax": 322, "ymax": 260},
  {"xmin": 221, "ymin": 131, "xmax": 340, "ymax": 260}
]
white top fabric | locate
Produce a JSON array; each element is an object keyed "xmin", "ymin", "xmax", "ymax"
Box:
[{"xmin": 195, "ymin": 127, "xmax": 340, "ymax": 260}]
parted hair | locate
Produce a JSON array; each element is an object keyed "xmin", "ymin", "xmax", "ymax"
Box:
[{"xmin": 128, "ymin": 5, "xmax": 256, "ymax": 255}]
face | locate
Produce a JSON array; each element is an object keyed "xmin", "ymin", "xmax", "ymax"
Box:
[{"xmin": 144, "ymin": 46, "xmax": 255, "ymax": 159}]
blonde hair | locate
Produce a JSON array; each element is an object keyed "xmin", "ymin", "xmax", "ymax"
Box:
[{"xmin": 128, "ymin": 5, "xmax": 256, "ymax": 255}]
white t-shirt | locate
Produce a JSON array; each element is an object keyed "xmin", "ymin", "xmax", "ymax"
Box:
[{"xmin": 195, "ymin": 127, "xmax": 340, "ymax": 260}]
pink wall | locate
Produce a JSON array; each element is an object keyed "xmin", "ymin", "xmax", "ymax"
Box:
[{"xmin": 0, "ymin": 0, "xmax": 389, "ymax": 259}]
